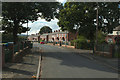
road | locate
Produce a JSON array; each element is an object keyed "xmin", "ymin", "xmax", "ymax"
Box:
[
  {"xmin": 2, "ymin": 43, "xmax": 118, "ymax": 79},
  {"xmin": 39, "ymin": 44, "xmax": 118, "ymax": 78}
]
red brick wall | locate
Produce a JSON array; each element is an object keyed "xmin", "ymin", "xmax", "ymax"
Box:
[
  {"xmin": 39, "ymin": 31, "xmax": 77, "ymax": 42},
  {"xmin": 68, "ymin": 32, "xmax": 76, "ymax": 41},
  {"xmin": 105, "ymin": 35, "xmax": 120, "ymax": 44}
]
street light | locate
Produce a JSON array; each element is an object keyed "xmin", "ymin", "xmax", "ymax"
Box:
[
  {"xmin": 95, "ymin": 2, "xmax": 99, "ymax": 45},
  {"xmin": 65, "ymin": 30, "xmax": 67, "ymax": 46},
  {"xmin": 93, "ymin": 2, "xmax": 99, "ymax": 54}
]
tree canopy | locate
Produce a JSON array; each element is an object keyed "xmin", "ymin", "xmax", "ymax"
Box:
[
  {"xmin": 2, "ymin": 2, "xmax": 62, "ymax": 44},
  {"xmin": 58, "ymin": 2, "xmax": 119, "ymax": 40},
  {"xmin": 39, "ymin": 26, "xmax": 52, "ymax": 34}
]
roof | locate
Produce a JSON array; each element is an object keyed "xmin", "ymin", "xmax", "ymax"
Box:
[
  {"xmin": 28, "ymin": 35, "xmax": 39, "ymax": 38},
  {"xmin": 114, "ymin": 26, "xmax": 120, "ymax": 31}
]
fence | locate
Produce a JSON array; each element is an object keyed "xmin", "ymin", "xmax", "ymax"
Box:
[
  {"xmin": 47, "ymin": 41, "xmax": 70, "ymax": 46},
  {"xmin": 95, "ymin": 44, "xmax": 120, "ymax": 58},
  {"xmin": 113, "ymin": 44, "xmax": 120, "ymax": 58},
  {"xmin": 2, "ymin": 41, "xmax": 33, "ymax": 63}
]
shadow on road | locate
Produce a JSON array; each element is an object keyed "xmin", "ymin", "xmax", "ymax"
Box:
[{"xmin": 42, "ymin": 52, "xmax": 118, "ymax": 74}]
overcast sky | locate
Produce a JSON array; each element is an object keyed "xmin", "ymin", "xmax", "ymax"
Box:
[{"xmin": 22, "ymin": 0, "xmax": 66, "ymax": 35}]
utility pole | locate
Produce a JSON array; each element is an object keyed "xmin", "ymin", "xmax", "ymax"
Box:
[
  {"xmin": 94, "ymin": 2, "xmax": 99, "ymax": 54},
  {"xmin": 65, "ymin": 30, "xmax": 67, "ymax": 47},
  {"xmin": 96, "ymin": 2, "xmax": 98, "ymax": 46}
]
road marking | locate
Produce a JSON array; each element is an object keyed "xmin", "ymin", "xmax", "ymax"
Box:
[{"xmin": 36, "ymin": 56, "xmax": 41, "ymax": 80}]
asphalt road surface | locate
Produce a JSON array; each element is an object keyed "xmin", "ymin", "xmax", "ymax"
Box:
[{"xmin": 39, "ymin": 44, "xmax": 118, "ymax": 78}]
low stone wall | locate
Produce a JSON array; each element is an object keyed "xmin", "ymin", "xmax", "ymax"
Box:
[
  {"xmin": 95, "ymin": 51, "xmax": 112, "ymax": 58},
  {"xmin": 47, "ymin": 43, "xmax": 75, "ymax": 49},
  {"xmin": 62, "ymin": 45, "xmax": 75, "ymax": 48},
  {"xmin": 13, "ymin": 47, "xmax": 30, "ymax": 63}
]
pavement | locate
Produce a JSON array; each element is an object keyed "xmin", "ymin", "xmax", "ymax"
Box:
[
  {"xmin": 40, "ymin": 44, "xmax": 118, "ymax": 78},
  {"xmin": 2, "ymin": 43, "xmax": 41, "ymax": 79}
]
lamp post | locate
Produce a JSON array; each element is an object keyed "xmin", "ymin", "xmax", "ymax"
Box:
[
  {"xmin": 96, "ymin": 2, "xmax": 99, "ymax": 46},
  {"xmin": 94, "ymin": 2, "xmax": 99, "ymax": 54},
  {"xmin": 65, "ymin": 30, "xmax": 67, "ymax": 47}
]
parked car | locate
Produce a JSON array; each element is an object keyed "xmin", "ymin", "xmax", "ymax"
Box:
[{"xmin": 40, "ymin": 41, "xmax": 45, "ymax": 44}]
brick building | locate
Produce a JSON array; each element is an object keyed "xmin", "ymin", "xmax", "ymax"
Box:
[
  {"xmin": 40, "ymin": 30, "xmax": 77, "ymax": 43},
  {"xmin": 105, "ymin": 26, "xmax": 120, "ymax": 43},
  {"xmin": 28, "ymin": 34, "xmax": 40, "ymax": 41},
  {"xmin": 28, "ymin": 30, "xmax": 77, "ymax": 43}
]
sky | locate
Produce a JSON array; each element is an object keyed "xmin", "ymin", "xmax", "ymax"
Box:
[{"xmin": 22, "ymin": 0, "xmax": 66, "ymax": 35}]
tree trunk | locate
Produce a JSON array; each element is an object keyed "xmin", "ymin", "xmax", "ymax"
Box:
[{"xmin": 13, "ymin": 20, "xmax": 19, "ymax": 44}]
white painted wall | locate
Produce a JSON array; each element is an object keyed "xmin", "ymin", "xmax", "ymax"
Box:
[{"xmin": 108, "ymin": 31, "xmax": 120, "ymax": 35}]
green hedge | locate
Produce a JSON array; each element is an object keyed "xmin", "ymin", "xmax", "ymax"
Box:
[
  {"xmin": 71, "ymin": 36, "xmax": 94, "ymax": 50},
  {"xmin": 114, "ymin": 52, "xmax": 120, "ymax": 58}
]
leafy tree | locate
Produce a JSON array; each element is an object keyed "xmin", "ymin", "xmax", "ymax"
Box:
[
  {"xmin": 2, "ymin": 33, "xmax": 27, "ymax": 43},
  {"xmin": 2, "ymin": 20, "xmax": 30, "ymax": 34},
  {"xmin": 98, "ymin": 2, "xmax": 119, "ymax": 33},
  {"xmin": 39, "ymin": 26, "xmax": 52, "ymax": 34},
  {"xmin": 2, "ymin": 2, "xmax": 62, "ymax": 44},
  {"xmin": 58, "ymin": 2, "xmax": 96, "ymax": 40},
  {"xmin": 97, "ymin": 31, "xmax": 107, "ymax": 44},
  {"xmin": 2, "ymin": 33, "xmax": 13, "ymax": 43},
  {"xmin": 58, "ymin": 2, "xmax": 119, "ymax": 41}
]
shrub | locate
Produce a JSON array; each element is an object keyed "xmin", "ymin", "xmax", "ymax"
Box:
[
  {"xmin": 97, "ymin": 31, "xmax": 106, "ymax": 44},
  {"xmin": 2, "ymin": 33, "xmax": 14, "ymax": 43},
  {"xmin": 71, "ymin": 36, "xmax": 87, "ymax": 49},
  {"xmin": 71, "ymin": 35, "xmax": 94, "ymax": 50}
]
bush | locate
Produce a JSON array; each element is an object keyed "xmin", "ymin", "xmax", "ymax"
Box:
[
  {"xmin": 114, "ymin": 52, "xmax": 120, "ymax": 58},
  {"xmin": 71, "ymin": 36, "xmax": 94, "ymax": 50},
  {"xmin": 71, "ymin": 36, "xmax": 87, "ymax": 49},
  {"xmin": 76, "ymin": 39, "xmax": 87, "ymax": 49},
  {"xmin": 97, "ymin": 31, "xmax": 106, "ymax": 44},
  {"xmin": 2, "ymin": 33, "xmax": 14, "ymax": 43},
  {"xmin": 2, "ymin": 33, "xmax": 27, "ymax": 43}
]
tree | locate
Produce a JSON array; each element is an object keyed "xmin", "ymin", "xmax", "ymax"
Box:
[
  {"xmin": 58, "ymin": 2, "xmax": 96, "ymax": 40},
  {"xmin": 2, "ymin": 2, "xmax": 62, "ymax": 44},
  {"xmin": 58, "ymin": 2, "xmax": 119, "ymax": 40},
  {"xmin": 97, "ymin": 31, "xmax": 107, "ymax": 44},
  {"xmin": 2, "ymin": 20, "xmax": 30, "ymax": 34},
  {"xmin": 39, "ymin": 26, "xmax": 52, "ymax": 34}
]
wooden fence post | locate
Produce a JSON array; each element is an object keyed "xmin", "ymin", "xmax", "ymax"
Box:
[
  {"xmin": 12, "ymin": 44, "xmax": 15, "ymax": 62},
  {"xmin": 18, "ymin": 43, "xmax": 20, "ymax": 52},
  {"xmin": 93, "ymin": 45, "xmax": 96, "ymax": 54},
  {"xmin": 22, "ymin": 42, "xmax": 24, "ymax": 50},
  {"xmin": 110, "ymin": 44, "xmax": 114, "ymax": 58},
  {"xmin": 2, "ymin": 46, "xmax": 5, "ymax": 67}
]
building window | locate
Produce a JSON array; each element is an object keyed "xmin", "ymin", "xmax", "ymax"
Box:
[{"xmin": 62, "ymin": 37, "xmax": 65, "ymax": 41}]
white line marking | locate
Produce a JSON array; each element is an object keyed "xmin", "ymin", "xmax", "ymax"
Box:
[{"xmin": 36, "ymin": 56, "xmax": 41, "ymax": 80}]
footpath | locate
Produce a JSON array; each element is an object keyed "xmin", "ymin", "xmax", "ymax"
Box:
[
  {"xmin": 47, "ymin": 43, "xmax": 119, "ymax": 72},
  {"xmin": 2, "ymin": 46, "xmax": 41, "ymax": 79}
]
